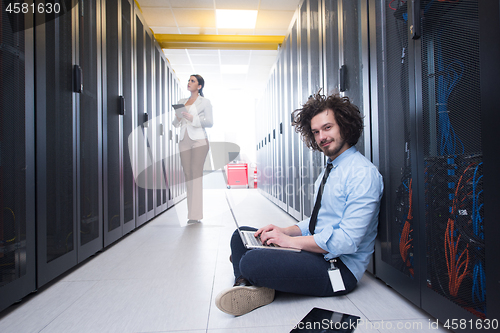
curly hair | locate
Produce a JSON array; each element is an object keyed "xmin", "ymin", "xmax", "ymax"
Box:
[{"xmin": 292, "ymin": 92, "xmax": 364, "ymax": 152}]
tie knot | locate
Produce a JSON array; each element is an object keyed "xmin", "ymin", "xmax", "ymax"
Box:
[{"xmin": 325, "ymin": 163, "xmax": 333, "ymax": 174}]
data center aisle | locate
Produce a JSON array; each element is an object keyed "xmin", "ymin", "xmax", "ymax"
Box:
[{"xmin": 0, "ymin": 171, "xmax": 449, "ymax": 332}]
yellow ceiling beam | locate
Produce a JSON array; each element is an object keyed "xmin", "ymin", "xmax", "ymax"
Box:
[{"xmin": 155, "ymin": 34, "xmax": 284, "ymax": 50}]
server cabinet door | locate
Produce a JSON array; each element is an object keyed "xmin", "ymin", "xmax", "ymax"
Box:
[
  {"xmin": 309, "ymin": 0, "xmax": 325, "ymax": 197},
  {"xmin": 145, "ymin": 31, "xmax": 155, "ymax": 221},
  {"xmin": 323, "ymin": 0, "xmax": 340, "ymax": 93},
  {"xmin": 272, "ymin": 71, "xmax": 278, "ymax": 203},
  {"xmin": 371, "ymin": 0, "xmax": 420, "ymax": 306},
  {"xmin": 36, "ymin": 3, "xmax": 78, "ymax": 287},
  {"xmin": 418, "ymin": 0, "xmax": 498, "ymax": 325},
  {"xmin": 339, "ymin": 0, "xmax": 371, "ymax": 158},
  {"xmin": 103, "ymin": 0, "xmax": 133, "ymax": 246},
  {"xmin": 479, "ymin": 0, "xmax": 500, "ymax": 320},
  {"xmin": 154, "ymin": 46, "xmax": 166, "ymax": 214},
  {"xmin": 299, "ymin": 0, "xmax": 314, "ymax": 219},
  {"xmin": 175, "ymin": 79, "xmax": 186, "ymax": 201},
  {"xmin": 277, "ymin": 53, "xmax": 286, "ymax": 210},
  {"xmin": 0, "ymin": 4, "xmax": 36, "ymax": 312},
  {"xmin": 300, "ymin": 0, "xmax": 325, "ymax": 219},
  {"xmin": 160, "ymin": 57, "xmax": 169, "ymax": 211},
  {"xmin": 166, "ymin": 68, "xmax": 174, "ymax": 206},
  {"xmin": 288, "ymin": 21, "xmax": 302, "ymax": 220},
  {"xmin": 170, "ymin": 74, "xmax": 178, "ymax": 202},
  {"xmin": 122, "ymin": 0, "xmax": 135, "ymax": 234},
  {"xmin": 77, "ymin": 0, "xmax": 103, "ymax": 262},
  {"xmin": 103, "ymin": 0, "xmax": 121, "ymax": 246},
  {"xmin": 135, "ymin": 13, "xmax": 147, "ymax": 226}
]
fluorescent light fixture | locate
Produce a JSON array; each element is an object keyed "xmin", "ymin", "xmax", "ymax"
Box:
[
  {"xmin": 216, "ymin": 9, "xmax": 258, "ymax": 29},
  {"xmin": 220, "ymin": 64, "xmax": 249, "ymax": 74}
]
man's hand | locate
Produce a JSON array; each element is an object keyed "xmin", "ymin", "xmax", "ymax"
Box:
[
  {"xmin": 254, "ymin": 224, "xmax": 327, "ymax": 253},
  {"xmin": 254, "ymin": 224, "xmax": 302, "ymax": 249}
]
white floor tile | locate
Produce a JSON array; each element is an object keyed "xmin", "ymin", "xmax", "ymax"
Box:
[
  {"xmin": 347, "ymin": 273, "xmax": 432, "ymax": 322},
  {"xmin": 0, "ymin": 189, "xmax": 449, "ymax": 333},
  {"xmin": 41, "ymin": 277, "xmax": 213, "ymax": 333},
  {"xmin": 0, "ymin": 281, "xmax": 96, "ymax": 333}
]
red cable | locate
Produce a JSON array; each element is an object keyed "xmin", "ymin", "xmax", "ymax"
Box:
[{"xmin": 389, "ymin": 0, "xmax": 397, "ymax": 11}]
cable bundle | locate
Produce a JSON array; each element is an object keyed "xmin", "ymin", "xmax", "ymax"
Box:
[
  {"xmin": 394, "ymin": 166, "xmax": 415, "ymax": 278},
  {"xmin": 426, "ymin": 155, "xmax": 485, "ymax": 318},
  {"xmin": 435, "ymin": 34, "xmax": 465, "ymax": 156}
]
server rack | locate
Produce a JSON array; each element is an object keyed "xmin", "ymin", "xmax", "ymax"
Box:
[
  {"xmin": 271, "ymin": 70, "xmax": 278, "ymax": 205},
  {"xmin": 171, "ymin": 76, "xmax": 185, "ymax": 204},
  {"xmin": 153, "ymin": 44, "xmax": 165, "ymax": 215},
  {"xmin": 134, "ymin": 10, "xmax": 147, "ymax": 226},
  {"xmin": 0, "ymin": 1, "xmax": 36, "ymax": 312},
  {"xmin": 266, "ymin": 78, "xmax": 272, "ymax": 201},
  {"xmin": 299, "ymin": 0, "xmax": 325, "ymax": 219},
  {"xmin": 336, "ymin": 0, "xmax": 371, "ymax": 158},
  {"xmin": 418, "ymin": 0, "xmax": 500, "ymax": 326},
  {"xmin": 371, "ymin": 0, "xmax": 500, "ymax": 328},
  {"xmin": 322, "ymin": 0, "xmax": 340, "ymax": 94},
  {"xmin": 36, "ymin": 0, "xmax": 104, "ymax": 284},
  {"xmin": 103, "ymin": 0, "xmax": 135, "ymax": 247},
  {"xmin": 371, "ymin": 0, "xmax": 421, "ymax": 304},
  {"xmin": 144, "ymin": 29, "xmax": 155, "ymax": 222},
  {"xmin": 336, "ymin": 0, "xmax": 373, "ymax": 271},
  {"xmin": 288, "ymin": 19, "xmax": 303, "ymax": 220},
  {"xmin": 121, "ymin": 0, "xmax": 136, "ymax": 236},
  {"xmin": 35, "ymin": 1, "xmax": 79, "ymax": 287},
  {"xmin": 158, "ymin": 55, "xmax": 168, "ymax": 212},
  {"xmin": 171, "ymin": 75, "xmax": 179, "ymax": 203},
  {"xmin": 76, "ymin": 0, "xmax": 104, "ymax": 262},
  {"xmin": 167, "ymin": 67, "xmax": 175, "ymax": 206},
  {"xmin": 264, "ymin": 80, "xmax": 270, "ymax": 198},
  {"xmin": 277, "ymin": 54, "xmax": 286, "ymax": 211},
  {"xmin": 299, "ymin": 0, "xmax": 314, "ymax": 220}
]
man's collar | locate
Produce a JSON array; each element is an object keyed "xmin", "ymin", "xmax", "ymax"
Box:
[{"xmin": 327, "ymin": 146, "xmax": 357, "ymax": 168}]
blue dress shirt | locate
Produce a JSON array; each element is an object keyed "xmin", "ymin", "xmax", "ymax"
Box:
[{"xmin": 296, "ymin": 146, "xmax": 384, "ymax": 281}]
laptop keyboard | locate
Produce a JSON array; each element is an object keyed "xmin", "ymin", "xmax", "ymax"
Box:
[{"xmin": 243, "ymin": 231, "xmax": 275, "ymax": 247}]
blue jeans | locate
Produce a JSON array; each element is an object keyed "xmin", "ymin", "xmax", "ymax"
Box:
[{"xmin": 231, "ymin": 227, "xmax": 358, "ymax": 296}]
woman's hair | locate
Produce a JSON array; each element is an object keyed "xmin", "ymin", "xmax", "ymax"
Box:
[
  {"xmin": 292, "ymin": 92, "xmax": 364, "ymax": 151},
  {"xmin": 191, "ymin": 74, "xmax": 205, "ymax": 97}
]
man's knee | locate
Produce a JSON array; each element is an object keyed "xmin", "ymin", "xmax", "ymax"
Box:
[{"xmin": 239, "ymin": 250, "xmax": 270, "ymax": 283}]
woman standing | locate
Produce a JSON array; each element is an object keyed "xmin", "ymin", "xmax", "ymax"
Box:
[{"xmin": 173, "ymin": 74, "xmax": 213, "ymax": 224}]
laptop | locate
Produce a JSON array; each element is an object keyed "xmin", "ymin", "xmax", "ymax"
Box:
[{"xmin": 224, "ymin": 191, "xmax": 301, "ymax": 252}]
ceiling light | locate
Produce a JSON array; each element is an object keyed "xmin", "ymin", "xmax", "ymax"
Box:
[
  {"xmin": 220, "ymin": 64, "xmax": 249, "ymax": 74},
  {"xmin": 216, "ymin": 9, "xmax": 258, "ymax": 29}
]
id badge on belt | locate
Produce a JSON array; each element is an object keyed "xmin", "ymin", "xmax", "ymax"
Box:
[{"xmin": 328, "ymin": 259, "xmax": 346, "ymax": 292}]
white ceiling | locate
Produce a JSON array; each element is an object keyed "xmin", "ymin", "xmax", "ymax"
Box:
[{"xmin": 137, "ymin": 0, "xmax": 302, "ymax": 98}]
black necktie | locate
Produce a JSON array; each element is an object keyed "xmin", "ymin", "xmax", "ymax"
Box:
[{"xmin": 309, "ymin": 163, "xmax": 333, "ymax": 235}]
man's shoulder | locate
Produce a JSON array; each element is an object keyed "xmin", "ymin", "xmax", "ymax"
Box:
[
  {"xmin": 346, "ymin": 150, "xmax": 376, "ymax": 167},
  {"xmin": 343, "ymin": 151, "xmax": 382, "ymax": 178}
]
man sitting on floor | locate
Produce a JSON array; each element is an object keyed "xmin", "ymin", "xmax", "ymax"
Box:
[{"xmin": 215, "ymin": 92, "xmax": 384, "ymax": 316}]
